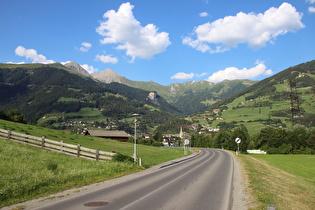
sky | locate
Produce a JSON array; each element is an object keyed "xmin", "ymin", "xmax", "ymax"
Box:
[{"xmin": 1, "ymin": 0, "xmax": 314, "ymax": 85}]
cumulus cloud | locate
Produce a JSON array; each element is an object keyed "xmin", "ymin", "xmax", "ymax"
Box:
[
  {"xmin": 196, "ymin": 72, "xmax": 208, "ymax": 77},
  {"xmin": 171, "ymin": 72, "xmax": 208, "ymax": 80},
  {"xmin": 81, "ymin": 64, "xmax": 98, "ymax": 74},
  {"xmin": 79, "ymin": 42, "xmax": 92, "ymax": 52},
  {"xmin": 6, "ymin": 61, "xmax": 25, "ymax": 64},
  {"xmin": 309, "ymin": 7, "xmax": 315, "ymax": 13},
  {"xmin": 15, "ymin": 46, "xmax": 54, "ymax": 64},
  {"xmin": 96, "ymin": 54, "xmax": 118, "ymax": 64},
  {"xmin": 307, "ymin": 0, "xmax": 315, "ymax": 3},
  {"xmin": 171, "ymin": 72, "xmax": 195, "ymax": 80},
  {"xmin": 96, "ymin": 2, "xmax": 171, "ymax": 62},
  {"xmin": 183, "ymin": 3, "xmax": 304, "ymax": 53},
  {"xmin": 199, "ymin": 12, "xmax": 209, "ymax": 17},
  {"xmin": 206, "ymin": 62, "xmax": 273, "ymax": 83}
]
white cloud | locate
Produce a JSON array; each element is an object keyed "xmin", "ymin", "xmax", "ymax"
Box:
[
  {"xmin": 199, "ymin": 12, "xmax": 209, "ymax": 17},
  {"xmin": 15, "ymin": 46, "xmax": 54, "ymax": 64},
  {"xmin": 79, "ymin": 42, "xmax": 92, "ymax": 52},
  {"xmin": 183, "ymin": 3, "xmax": 304, "ymax": 53},
  {"xmin": 196, "ymin": 72, "xmax": 208, "ymax": 77},
  {"xmin": 6, "ymin": 61, "xmax": 25, "ymax": 64},
  {"xmin": 96, "ymin": 54, "xmax": 118, "ymax": 64},
  {"xmin": 96, "ymin": 2, "xmax": 171, "ymax": 62},
  {"xmin": 308, "ymin": 7, "xmax": 315, "ymax": 13},
  {"xmin": 171, "ymin": 72, "xmax": 195, "ymax": 80},
  {"xmin": 81, "ymin": 64, "xmax": 98, "ymax": 74},
  {"xmin": 206, "ymin": 62, "xmax": 273, "ymax": 83},
  {"xmin": 307, "ymin": 0, "xmax": 315, "ymax": 4}
]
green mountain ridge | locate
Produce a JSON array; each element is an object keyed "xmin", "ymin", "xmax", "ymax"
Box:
[
  {"xmin": 91, "ymin": 68, "xmax": 256, "ymax": 114},
  {"xmin": 0, "ymin": 64, "xmax": 181, "ymax": 133},
  {"xmin": 190, "ymin": 60, "xmax": 315, "ymax": 134}
]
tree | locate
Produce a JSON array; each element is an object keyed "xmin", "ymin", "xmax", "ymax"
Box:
[
  {"xmin": 153, "ymin": 131, "xmax": 163, "ymax": 142},
  {"xmin": 231, "ymin": 124, "xmax": 250, "ymax": 152},
  {"xmin": 1, "ymin": 109, "xmax": 25, "ymax": 123},
  {"xmin": 213, "ymin": 130, "xmax": 233, "ymax": 150}
]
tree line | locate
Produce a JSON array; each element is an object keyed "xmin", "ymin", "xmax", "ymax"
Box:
[{"xmin": 188, "ymin": 124, "xmax": 315, "ymax": 154}]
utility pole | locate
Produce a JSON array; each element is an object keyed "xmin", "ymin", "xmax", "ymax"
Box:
[{"xmin": 133, "ymin": 114, "xmax": 139, "ymax": 163}]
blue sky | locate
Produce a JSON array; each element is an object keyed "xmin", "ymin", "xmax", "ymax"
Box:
[{"xmin": 1, "ymin": 0, "xmax": 314, "ymax": 85}]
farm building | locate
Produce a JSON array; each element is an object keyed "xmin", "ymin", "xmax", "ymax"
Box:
[{"xmin": 85, "ymin": 130, "xmax": 131, "ymax": 142}]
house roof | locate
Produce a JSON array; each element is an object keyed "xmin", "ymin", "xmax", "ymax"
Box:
[{"xmin": 87, "ymin": 130, "xmax": 131, "ymax": 138}]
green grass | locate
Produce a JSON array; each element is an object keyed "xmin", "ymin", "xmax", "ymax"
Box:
[
  {"xmin": 0, "ymin": 120, "xmax": 185, "ymax": 166},
  {"xmin": 250, "ymin": 155, "xmax": 315, "ymax": 183},
  {"xmin": 239, "ymin": 154, "xmax": 315, "ymax": 209},
  {"xmin": 0, "ymin": 139, "xmax": 141, "ymax": 207},
  {"xmin": 0, "ymin": 119, "xmax": 187, "ymax": 207}
]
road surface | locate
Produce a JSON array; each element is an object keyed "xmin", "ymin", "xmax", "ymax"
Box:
[{"xmin": 32, "ymin": 149, "xmax": 234, "ymax": 210}]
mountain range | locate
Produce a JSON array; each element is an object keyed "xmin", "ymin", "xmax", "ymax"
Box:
[
  {"xmin": 65, "ymin": 62, "xmax": 256, "ymax": 114},
  {"xmin": 0, "ymin": 60, "xmax": 314, "ymax": 134}
]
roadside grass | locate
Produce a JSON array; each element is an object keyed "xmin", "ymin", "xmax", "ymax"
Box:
[
  {"xmin": 0, "ymin": 139, "xmax": 141, "ymax": 208},
  {"xmin": 239, "ymin": 154, "xmax": 315, "ymax": 210},
  {"xmin": 0, "ymin": 119, "xmax": 185, "ymax": 167},
  {"xmin": 0, "ymin": 119, "xmax": 186, "ymax": 207}
]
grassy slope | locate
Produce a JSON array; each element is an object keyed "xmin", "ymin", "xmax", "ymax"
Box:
[
  {"xmin": 0, "ymin": 139, "xmax": 140, "ymax": 207},
  {"xmin": 239, "ymin": 154, "xmax": 315, "ymax": 210},
  {"xmin": 0, "ymin": 120, "xmax": 185, "ymax": 166},
  {"xmin": 0, "ymin": 119, "xmax": 186, "ymax": 207}
]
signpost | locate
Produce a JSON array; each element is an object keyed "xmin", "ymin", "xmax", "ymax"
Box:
[
  {"xmin": 183, "ymin": 139, "xmax": 190, "ymax": 155},
  {"xmin": 235, "ymin": 137, "xmax": 241, "ymax": 155}
]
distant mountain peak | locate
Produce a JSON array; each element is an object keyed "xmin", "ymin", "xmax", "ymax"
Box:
[
  {"xmin": 64, "ymin": 61, "xmax": 91, "ymax": 77},
  {"xmin": 91, "ymin": 69, "xmax": 126, "ymax": 83}
]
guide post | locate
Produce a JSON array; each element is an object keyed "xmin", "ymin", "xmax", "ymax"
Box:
[{"xmin": 235, "ymin": 137, "xmax": 241, "ymax": 155}]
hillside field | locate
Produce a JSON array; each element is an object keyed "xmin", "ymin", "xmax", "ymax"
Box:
[
  {"xmin": 239, "ymin": 154, "xmax": 315, "ymax": 209},
  {"xmin": 0, "ymin": 119, "xmax": 186, "ymax": 207}
]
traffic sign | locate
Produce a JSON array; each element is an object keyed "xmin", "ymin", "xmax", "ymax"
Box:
[
  {"xmin": 184, "ymin": 139, "xmax": 190, "ymax": 145},
  {"xmin": 235, "ymin": 138, "xmax": 241, "ymax": 144}
]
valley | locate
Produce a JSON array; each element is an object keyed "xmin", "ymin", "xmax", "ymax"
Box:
[{"xmin": 0, "ymin": 60, "xmax": 315, "ymax": 152}]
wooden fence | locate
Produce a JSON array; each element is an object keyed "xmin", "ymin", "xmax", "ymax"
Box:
[{"xmin": 0, "ymin": 128, "xmax": 116, "ymax": 161}]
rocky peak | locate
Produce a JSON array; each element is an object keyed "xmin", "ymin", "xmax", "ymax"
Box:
[
  {"xmin": 64, "ymin": 61, "xmax": 91, "ymax": 77},
  {"xmin": 91, "ymin": 69, "xmax": 126, "ymax": 83}
]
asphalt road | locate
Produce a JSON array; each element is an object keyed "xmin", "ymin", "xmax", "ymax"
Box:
[{"xmin": 35, "ymin": 149, "xmax": 234, "ymax": 210}]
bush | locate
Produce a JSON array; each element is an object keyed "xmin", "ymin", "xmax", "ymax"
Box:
[{"xmin": 112, "ymin": 153, "xmax": 134, "ymax": 163}]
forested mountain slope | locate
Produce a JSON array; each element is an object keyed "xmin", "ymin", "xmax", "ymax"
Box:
[
  {"xmin": 0, "ymin": 64, "xmax": 180, "ymax": 129},
  {"xmin": 192, "ymin": 60, "xmax": 315, "ymax": 133}
]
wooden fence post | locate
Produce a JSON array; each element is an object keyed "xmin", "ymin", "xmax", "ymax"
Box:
[
  {"xmin": 96, "ymin": 149, "xmax": 100, "ymax": 161},
  {"xmin": 77, "ymin": 144, "xmax": 81, "ymax": 157},
  {"xmin": 60, "ymin": 141, "xmax": 64, "ymax": 152},
  {"xmin": 41, "ymin": 136, "xmax": 45, "ymax": 148},
  {"xmin": 7, "ymin": 130, "xmax": 11, "ymax": 140}
]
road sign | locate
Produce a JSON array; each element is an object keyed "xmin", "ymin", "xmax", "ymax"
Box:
[
  {"xmin": 184, "ymin": 139, "xmax": 190, "ymax": 146},
  {"xmin": 235, "ymin": 138, "xmax": 241, "ymax": 144}
]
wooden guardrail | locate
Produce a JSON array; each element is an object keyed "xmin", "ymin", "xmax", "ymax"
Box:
[{"xmin": 0, "ymin": 128, "xmax": 116, "ymax": 161}]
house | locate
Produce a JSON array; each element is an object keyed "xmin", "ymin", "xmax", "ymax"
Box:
[{"xmin": 85, "ymin": 130, "xmax": 131, "ymax": 142}]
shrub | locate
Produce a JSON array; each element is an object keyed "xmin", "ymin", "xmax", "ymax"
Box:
[{"xmin": 112, "ymin": 153, "xmax": 134, "ymax": 163}]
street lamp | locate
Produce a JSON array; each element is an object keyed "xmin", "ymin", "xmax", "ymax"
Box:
[{"xmin": 132, "ymin": 114, "xmax": 139, "ymax": 163}]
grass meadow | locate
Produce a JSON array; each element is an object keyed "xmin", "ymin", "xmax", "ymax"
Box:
[
  {"xmin": 239, "ymin": 154, "xmax": 315, "ymax": 210},
  {"xmin": 0, "ymin": 119, "xmax": 186, "ymax": 207}
]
